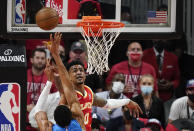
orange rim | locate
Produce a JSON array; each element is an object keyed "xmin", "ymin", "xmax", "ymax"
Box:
[
  {"xmin": 77, "ymin": 21, "xmax": 125, "ymax": 28},
  {"xmin": 77, "ymin": 16, "xmax": 124, "ymax": 36}
]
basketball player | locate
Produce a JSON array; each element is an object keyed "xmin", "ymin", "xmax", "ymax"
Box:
[
  {"xmin": 44, "ymin": 32, "xmax": 143, "ymax": 131},
  {"xmin": 31, "ymin": 59, "xmax": 84, "ymax": 130},
  {"xmin": 0, "ymin": 84, "xmax": 19, "ymax": 131}
]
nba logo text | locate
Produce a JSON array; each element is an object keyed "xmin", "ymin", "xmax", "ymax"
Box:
[{"xmin": 0, "ymin": 83, "xmax": 20, "ymax": 131}]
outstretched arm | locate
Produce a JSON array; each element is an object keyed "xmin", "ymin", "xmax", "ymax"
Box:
[
  {"xmin": 93, "ymin": 94, "xmax": 143, "ymax": 118},
  {"xmin": 44, "ymin": 33, "xmax": 85, "ymax": 129},
  {"xmin": 32, "ymin": 61, "xmax": 55, "ymax": 130}
]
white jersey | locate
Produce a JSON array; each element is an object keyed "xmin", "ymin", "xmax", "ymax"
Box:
[
  {"xmin": 29, "ymin": 92, "xmax": 60, "ymax": 128},
  {"xmin": 169, "ymin": 96, "xmax": 194, "ymax": 121},
  {"xmin": 92, "ymin": 91, "xmax": 127, "ymax": 122}
]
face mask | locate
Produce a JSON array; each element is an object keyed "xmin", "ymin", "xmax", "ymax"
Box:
[
  {"xmin": 129, "ymin": 52, "xmax": 142, "ymax": 62},
  {"xmin": 188, "ymin": 94, "xmax": 194, "ymax": 102},
  {"xmin": 112, "ymin": 82, "xmax": 125, "ymax": 94},
  {"xmin": 141, "ymin": 85, "xmax": 153, "ymax": 95}
]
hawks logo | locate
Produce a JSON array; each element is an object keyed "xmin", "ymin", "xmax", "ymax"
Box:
[{"xmin": 0, "ymin": 83, "xmax": 20, "ymax": 131}]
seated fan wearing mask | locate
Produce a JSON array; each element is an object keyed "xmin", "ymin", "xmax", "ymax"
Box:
[
  {"xmin": 132, "ymin": 74, "xmax": 165, "ymax": 128},
  {"xmin": 106, "ymin": 41, "xmax": 159, "ymax": 99},
  {"xmin": 143, "ymin": 40, "xmax": 180, "ymax": 102},
  {"xmin": 92, "ymin": 73, "xmax": 128, "ymax": 130},
  {"xmin": 168, "ymin": 79, "xmax": 194, "ymax": 123}
]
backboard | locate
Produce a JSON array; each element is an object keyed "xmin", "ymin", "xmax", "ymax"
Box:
[{"xmin": 2, "ymin": 0, "xmax": 180, "ymax": 39}]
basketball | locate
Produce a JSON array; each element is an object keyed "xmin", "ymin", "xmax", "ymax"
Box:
[{"xmin": 36, "ymin": 7, "xmax": 59, "ymax": 30}]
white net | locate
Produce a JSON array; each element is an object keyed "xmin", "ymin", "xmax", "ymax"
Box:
[{"xmin": 80, "ymin": 26, "xmax": 122, "ymax": 75}]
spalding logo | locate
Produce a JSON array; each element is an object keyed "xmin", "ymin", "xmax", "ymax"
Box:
[
  {"xmin": 4, "ymin": 49, "xmax": 12, "ymax": 55},
  {"xmin": 0, "ymin": 49, "xmax": 25, "ymax": 62}
]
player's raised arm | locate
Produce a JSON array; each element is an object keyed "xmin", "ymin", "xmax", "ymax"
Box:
[
  {"xmin": 44, "ymin": 33, "xmax": 85, "ymax": 130},
  {"xmin": 43, "ymin": 33, "xmax": 72, "ymax": 91},
  {"xmin": 93, "ymin": 94, "xmax": 143, "ymax": 118}
]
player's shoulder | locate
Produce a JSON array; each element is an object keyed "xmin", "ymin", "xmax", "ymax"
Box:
[
  {"xmin": 68, "ymin": 119, "xmax": 82, "ymax": 130},
  {"xmin": 84, "ymin": 85, "xmax": 94, "ymax": 93}
]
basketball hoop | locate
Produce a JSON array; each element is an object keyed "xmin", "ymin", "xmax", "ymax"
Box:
[{"xmin": 77, "ymin": 16, "xmax": 124, "ymax": 75}]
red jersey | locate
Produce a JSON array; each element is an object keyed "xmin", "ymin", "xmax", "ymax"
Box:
[
  {"xmin": 76, "ymin": 85, "xmax": 94, "ymax": 131},
  {"xmin": 106, "ymin": 61, "xmax": 158, "ymax": 98},
  {"xmin": 27, "ymin": 69, "xmax": 57, "ymax": 105}
]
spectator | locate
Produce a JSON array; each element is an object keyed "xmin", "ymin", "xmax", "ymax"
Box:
[
  {"xmin": 121, "ymin": 7, "xmax": 133, "ymax": 24},
  {"xmin": 168, "ymin": 79, "xmax": 194, "ymax": 123},
  {"xmin": 26, "ymin": 48, "xmax": 56, "ymax": 131},
  {"xmin": 132, "ymin": 74, "xmax": 165, "ymax": 127},
  {"xmin": 69, "ymin": 41, "xmax": 103, "ymax": 92},
  {"xmin": 50, "ymin": 44, "xmax": 66, "ymax": 66},
  {"xmin": 92, "ymin": 73, "xmax": 127, "ymax": 130},
  {"xmin": 26, "ymin": 39, "xmax": 65, "ymax": 68},
  {"xmin": 106, "ymin": 41, "xmax": 158, "ymax": 98},
  {"xmin": 166, "ymin": 119, "xmax": 194, "ymax": 131},
  {"xmin": 77, "ymin": 0, "xmax": 102, "ymax": 19},
  {"xmin": 142, "ymin": 118, "xmax": 164, "ymax": 131},
  {"xmin": 119, "ymin": 106, "xmax": 164, "ymax": 131},
  {"xmin": 68, "ymin": 41, "xmax": 87, "ymax": 68},
  {"xmin": 143, "ymin": 40, "xmax": 180, "ymax": 102},
  {"xmin": 26, "ymin": 39, "xmax": 48, "ymax": 69}
]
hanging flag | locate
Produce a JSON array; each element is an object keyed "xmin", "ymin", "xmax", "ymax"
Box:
[{"xmin": 147, "ymin": 11, "xmax": 167, "ymax": 24}]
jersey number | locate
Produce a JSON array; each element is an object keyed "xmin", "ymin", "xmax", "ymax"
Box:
[{"xmin": 84, "ymin": 113, "xmax": 89, "ymax": 125}]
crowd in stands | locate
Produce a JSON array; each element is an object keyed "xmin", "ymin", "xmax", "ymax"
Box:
[
  {"xmin": 2, "ymin": 0, "xmax": 194, "ymax": 130},
  {"xmin": 23, "ymin": 36, "xmax": 194, "ymax": 131}
]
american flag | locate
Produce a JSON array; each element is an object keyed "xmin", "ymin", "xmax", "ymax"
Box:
[{"xmin": 147, "ymin": 11, "xmax": 167, "ymax": 24}]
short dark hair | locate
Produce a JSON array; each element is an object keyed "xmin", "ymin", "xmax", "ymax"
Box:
[
  {"xmin": 127, "ymin": 41, "xmax": 143, "ymax": 49},
  {"xmin": 66, "ymin": 60, "xmax": 85, "ymax": 71},
  {"xmin": 54, "ymin": 105, "xmax": 72, "ymax": 128},
  {"xmin": 31, "ymin": 48, "xmax": 46, "ymax": 58}
]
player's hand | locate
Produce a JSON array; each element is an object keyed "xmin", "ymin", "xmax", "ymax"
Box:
[
  {"xmin": 44, "ymin": 59, "xmax": 55, "ymax": 82},
  {"xmin": 126, "ymin": 100, "xmax": 143, "ymax": 118},
  {"xmin": 43, "ymin": 32, "xmax": 62, "ymax": 57}
]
